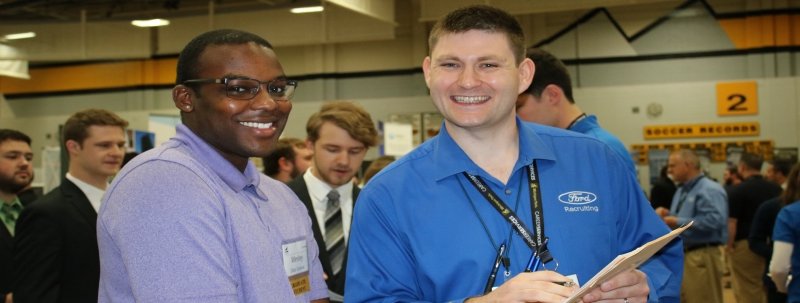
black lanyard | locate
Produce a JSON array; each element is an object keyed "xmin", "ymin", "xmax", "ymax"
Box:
[
  {"xmin": 463, "ymin": 162, "xmax": 553, "ymax": 264},
  {"xmin": 675, "ymin": 175, "xmax": 704, "ymax": 212}
]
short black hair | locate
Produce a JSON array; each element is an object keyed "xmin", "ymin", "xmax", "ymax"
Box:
[
  {"xmin": 739, "ymin": 153, "xmax": 764, "ymax": 171},
  {"xmin": 523, "ymin": 48, "xmax": 574, "ymax": 103},
  {"xmin": 0, "ymin": 129, "xmax": 31, "ymax": 145},
  {"xmin": 176, "ymin": 29, "xmax": 273, "ymax": 85},
  {"xmin": 263, "ymin": 138, "xmax": 304, "ymax": 176},
  {"xmin": 428, "ymin": 5, "xmax": 526, "ymax": 64},
  {"xmin": 770, "ymin": 159, "xmax": 795, "ymax": 177}
]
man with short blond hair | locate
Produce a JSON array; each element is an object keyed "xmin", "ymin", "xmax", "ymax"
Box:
[{"xmin": 288, "ymin": 101, "xmax": 378, "ymax": 299}]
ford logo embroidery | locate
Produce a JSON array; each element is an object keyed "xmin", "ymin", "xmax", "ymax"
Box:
[{"xmin": 558, "ymin": 191, "xmax": 597, "ymax": 205}]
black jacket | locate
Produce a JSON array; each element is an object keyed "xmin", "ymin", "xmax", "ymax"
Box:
[
  {"xmin": 287, "ymin": 176, "xmax": 359, "ymax": 296},
  {"xmin": 13, "ymin": 179, "xmax": 100, "ymax": 303}
]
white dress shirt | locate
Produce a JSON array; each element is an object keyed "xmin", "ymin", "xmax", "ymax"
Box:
[
  {"xmin": 302, "ymin": 169, "xmax": 354, "ymax": 244},
  {"xmin": 66, "ymin": 172, "xmax": 106, "ymax": 212}
]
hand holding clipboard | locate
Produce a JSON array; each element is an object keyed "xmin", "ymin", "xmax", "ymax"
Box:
[{"xmin": 562, "ymin": 221, "xmax": 693, "ymax": 303}]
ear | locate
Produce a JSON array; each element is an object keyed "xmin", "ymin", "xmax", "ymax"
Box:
[
  {"xmin": 305, "ymin": 139, "xmax": 314, "ymax": 151},
  {"xmin": 542, "ymin": 84, "xmax": 563, "ymax": 105},
  {"xmin": 65, "ymin": 140, "xmax": 81, "ymax": 154},
  {"xmin": 278, "ymin": 157, "xmax": 294, "ymax": 173},
  {"xmin": 517, "ymin": 58, "xmax": 535, "ymax": 94},
  {"xmin": 173, "ymin": 85, "xmax": 195, "ymax": 112},
  {"xmin": 422, "ymin": 56, "xmax": 433, "ymax": 89}
]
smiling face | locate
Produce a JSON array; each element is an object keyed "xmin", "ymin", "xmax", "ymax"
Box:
[
  {"xmin": 423, "ymin": 30, "xmax": 533, "ymax": 133},
  {"xmin": 177, "ymin": 42, "xmax": 292, "ymax": 170}
]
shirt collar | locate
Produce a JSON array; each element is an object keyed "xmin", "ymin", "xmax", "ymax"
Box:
[
  {"xmin": 173, "ymin": 124, "xmax": 265, "ymax": 198},
  {"xmin": 429, "ymin": 117, "xmax": 556, "ymax": 182},
  {"xmin": 303, "ymin": 168, "xmax": 353, "ymax": 209},
  {"xmin": 680, "ymin": 173, "xmax": 705, "ymax": 191},
  {"xmin": 66, "ymin": 172, "xmax": 106, "ymax": 212},
  {"xmin": 1, "ymin": 196, "xmax": 22, "ymax": 208},
  {"xmin": 568, "ymin": 114, "xmax": 597, "ymax": 132}
]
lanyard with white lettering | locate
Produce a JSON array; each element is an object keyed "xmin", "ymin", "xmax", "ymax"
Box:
[{"xmin": 463, "ymin": 162, "xmax": 553, "ymax": 264}]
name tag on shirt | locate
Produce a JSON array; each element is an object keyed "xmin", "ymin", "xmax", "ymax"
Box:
[{"xmin": 282, "ymin": 239, "xmax": 310, "ymax": 295}]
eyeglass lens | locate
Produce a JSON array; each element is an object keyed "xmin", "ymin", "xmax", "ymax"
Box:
[{"xmin": 225, "ymin": 78, "xmax": 295, "ymax": 101}]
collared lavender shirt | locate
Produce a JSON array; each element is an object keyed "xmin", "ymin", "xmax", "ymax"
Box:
[{"xmin": 98, "ymin": 124, "xmax": 327, "ymax": 303}]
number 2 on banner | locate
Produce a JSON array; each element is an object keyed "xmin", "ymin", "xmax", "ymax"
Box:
[{"xmin": 717, "ymin": 81, "xmax": 757, "ymax": 116}]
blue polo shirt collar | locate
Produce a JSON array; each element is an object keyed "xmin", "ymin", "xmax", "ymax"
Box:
[
  {"xmin": 174, "ymin": 124, "xmax": 265, "ymax": 198},
  {"xmin": 429, "ymin": 118, "xmax": 556, "ymax": 182},
  {"xmin": 568, "ymin": 114, "xmax": 598, "ymax": 133}
]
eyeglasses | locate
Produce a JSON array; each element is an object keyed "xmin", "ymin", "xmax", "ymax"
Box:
[{"xmin": 183, "ymin": 77, "xmax": 298, "ymax": 101}]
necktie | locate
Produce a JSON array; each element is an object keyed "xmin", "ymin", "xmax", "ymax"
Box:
[
  {"xmin": 325, "ymin": 190, "xmax": 345, "ymax": 275},
  {"xmin": 1, "ymin": 203, "xmax": 22, "ymax": 237}
]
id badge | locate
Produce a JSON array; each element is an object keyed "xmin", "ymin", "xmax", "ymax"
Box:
[{"xmin": 282, "ymin": 239, "xmax": 310, "ymax": 295}]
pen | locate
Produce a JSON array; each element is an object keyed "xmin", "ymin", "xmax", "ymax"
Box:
[
  {"xmin": 483, "ymin": 243, "xmax": 506, "ymax": 294},
  {"xmin": 525, "ymin": 237, "xmax": 549, "ymax": 272},
  {"xmin": 524, "ymin": 252, "xmax": 541, "ymax": 272},
  {"xmin": 553, "ymin": 280, "xmax": 576, "ymax": 287}
]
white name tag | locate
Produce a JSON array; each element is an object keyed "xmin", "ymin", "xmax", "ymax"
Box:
[{"xmin": 282, "ymin": 239, "xmax": 310, "ymax": 295}]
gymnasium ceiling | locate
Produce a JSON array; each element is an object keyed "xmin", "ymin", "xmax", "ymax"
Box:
[{"xmin": 0, "ymin": 0, "xmax": 787, "ymax": 25}]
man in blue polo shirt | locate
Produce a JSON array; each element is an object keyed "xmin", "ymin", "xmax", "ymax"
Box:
[
  {"xmin": 97, "ymin": 29, "xmax": 328, "ymax": 302},
  {"xmin": 516, "ymin": 48, "xmax": 636, "ymax": 175},
  {"xmin": 345, "ymin": 5, "xmax": 682, "ymax": 303}
]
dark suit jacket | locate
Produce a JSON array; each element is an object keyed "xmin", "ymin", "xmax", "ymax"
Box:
[
  {"xmin": 0, "ymin": 196, "xmax": 34, "ymax": 297},
  {"xmin": 287, "ymin": 177, "xmax": 359, "ymax": 296},
  {"xmin": 12, "ymin": 179, "xmax": 100, "ymax": 303}
]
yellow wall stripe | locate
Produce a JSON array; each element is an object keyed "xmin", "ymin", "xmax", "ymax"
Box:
[
  {"xmin": 0, "ymin": 58, "xmax": 177, "ymax": 95},
  {"xmin": 719, "ymin": 14, "xmax": 800, "ymax": 49}
]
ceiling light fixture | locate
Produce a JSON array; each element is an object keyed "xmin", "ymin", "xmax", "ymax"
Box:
[
  {"xmin": 131, "ymin": 18, "xmax": 171, "ymax": 27},
  {"xmin": 3, "ymin": 32, "xmax": 36, "ymax": 40},
  {"xmin": 291, "ymin": 6, "xmax": 324, "ymax": 14}
]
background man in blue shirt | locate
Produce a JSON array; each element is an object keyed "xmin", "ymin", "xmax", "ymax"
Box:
[
  {"xmin": 516, "ymin": 48, "xmax": 636, "ymax": 174},
  {"xmin": 657, "ymin": 149, "xmax": 727, "ymax": 303},
  {"xmin": 346, "ymin": 5, "xmax": 682, "ymax": 303}
]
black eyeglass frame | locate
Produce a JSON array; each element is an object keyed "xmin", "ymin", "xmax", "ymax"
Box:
[{"xmin": 182, "ymin": 77, "xmax": 298, "ymax": 101}]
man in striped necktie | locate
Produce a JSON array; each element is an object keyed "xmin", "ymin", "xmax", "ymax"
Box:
[{"xmin": 288, "ymin": 101, "xmax": 378, "ymax": 301}]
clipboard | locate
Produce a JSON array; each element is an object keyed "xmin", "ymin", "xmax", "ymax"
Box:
[{"xmin": 563, "ymin": 221, "xmax": 693, "ymax": 303}]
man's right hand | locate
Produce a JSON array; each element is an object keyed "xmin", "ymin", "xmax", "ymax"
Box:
[
  {"xmin": 4, "ymin": 292, "xmax": 12, "ymax": 303},
  {"xmin": 465, "ymin": 271, "xmax": 578, "ymax": 303},
  {"xmin": 654, "ymin": 207, "xmax": 669, "ymax": 218}
]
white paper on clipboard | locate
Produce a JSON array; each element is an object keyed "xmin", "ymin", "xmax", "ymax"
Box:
[{"xmin": 563, "ymin": 221, "xmax": 693, "ymax": 303}]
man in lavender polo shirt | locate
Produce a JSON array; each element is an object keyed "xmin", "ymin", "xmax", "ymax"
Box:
[{"xmin": 97, "ymin": 29, "xmax": 329, "ymax": 302}]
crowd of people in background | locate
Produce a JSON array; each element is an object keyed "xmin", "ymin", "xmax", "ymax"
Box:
[
  {"xmin": 651, "ymin": 152, "xmax": 798, "ymax": 303},
  {"xmin": 0, "ymin": 4, "xmax": 799, "ymax": 303}
]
